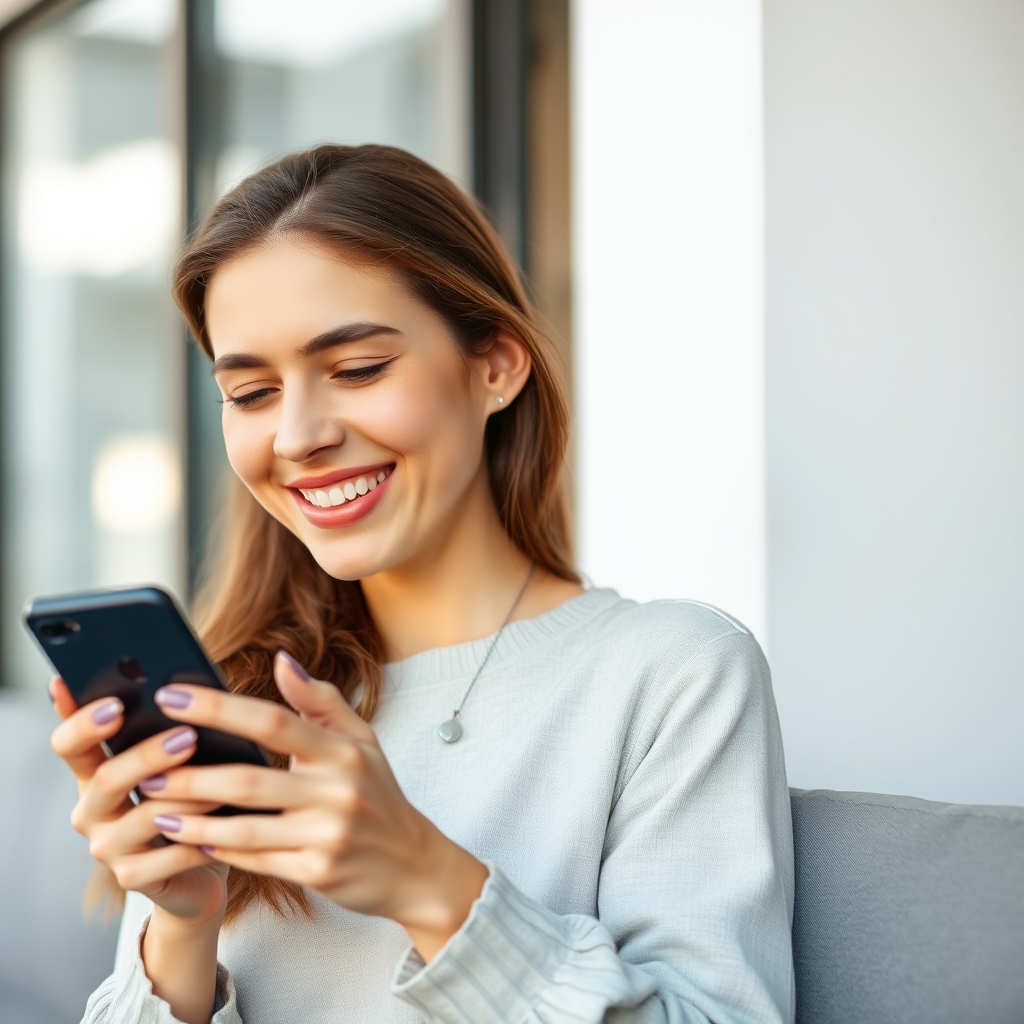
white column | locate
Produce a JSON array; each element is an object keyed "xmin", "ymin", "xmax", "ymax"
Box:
[{"xmin": 571, "ymin": 0, "xmax": 767, "ymax": 644}]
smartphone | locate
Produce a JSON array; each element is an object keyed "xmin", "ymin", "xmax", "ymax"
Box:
[{"xmin": 24, "ymin": 585, "xmax": 273, "ymax": 797}]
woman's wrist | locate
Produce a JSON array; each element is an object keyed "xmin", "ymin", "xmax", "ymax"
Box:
[
  {"xmin": 396, "ymin": 826, "xmax": 489, "ymax": 963},
  {"xmin": 142, "ymin": 906, "xmax": 224, "ymax": 1024}
]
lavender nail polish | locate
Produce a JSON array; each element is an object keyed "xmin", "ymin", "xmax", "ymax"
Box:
[
  {"xmin": 155, "ymin": 687, "xmax": 192, "ymax": 710},
  {"xmin": 154, "ymin": 814, "xmax": 182, "ymax": 833},
  {"xmin": 162, "ymin": 727, "xmax": 197, "ymax": 754},
  {"xmin": 277, "ymin": 649, "xmax": 310, "ymax": 681},
  {"xmin": 139, "ymin": 775, "xmax": 167, "ymax": 794},
  {"xmin": 200, "ymin": 845, "xmax": 216, "ymax": 855},
  {"xmin": 92, "ymin": 699, "xmax": 123, "ymax": 725}
]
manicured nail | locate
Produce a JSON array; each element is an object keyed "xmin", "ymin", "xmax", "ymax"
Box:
[
  {"xmin": 155, "ymin": 687, "xmax": 192, "ymax": 710},
  {"xmin": 277, "ymin": 650, "xmax": 310, "ymax": 681},
  {"xmin": 154, "ymin": 814, "xmax": 182, "ymax": 833},
  {"xmin": 200, "ymin": 845, "xmax": 216, "ymax": 855},
  {"xmin": 139, "ymin": 775, "xmax": 167, "ymax": 794},
  {"xmin": 162, "ymin": 727, "xmax": 197, "ymax": 754},
  {"xmin": 92, "ymin": 699, "xmax": 123, "ymax": 725}
]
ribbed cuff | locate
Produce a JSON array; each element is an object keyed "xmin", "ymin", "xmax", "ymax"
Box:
[
  {"xmin": 390, "ymin": 865, "xmax": 656, "ymax": 1024},
  {"xmin": 82, "ymin": 915, "xmax": 241, "ymax": 1024}
]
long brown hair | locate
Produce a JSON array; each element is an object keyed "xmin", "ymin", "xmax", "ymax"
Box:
[{"xmin": 171, "ymin": 144, "xmax": 576, "ymax": 922}]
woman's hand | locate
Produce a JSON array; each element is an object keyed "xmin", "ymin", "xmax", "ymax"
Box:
[
  {"xmin": 49, "ymin": 678, "xmax": 228, "ymax": 924},
  {"xmin": 143, "ymin": 651, "xmax": 489, "ymax": 961},
  {"xmin": 50, "ymin": 678, "xmax": 231, "ymax": 1024}
]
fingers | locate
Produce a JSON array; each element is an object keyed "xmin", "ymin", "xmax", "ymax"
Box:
[
  {"xmin": 152, "ymin": 683, "xmax": 345, "ymax": 762},
  {"xmin": 140, "ymin": 762, "xmax": 335, "ymax": 810},
  {"xmin": 198, "ymin": 846, "xmax": 329, "ymax": 889},
  {"xmin": 107, "ymin": 841, "xmax": 213, "ymax": 893},
  {"xmin": 89, "ymin": 799, "xmax": 221, "ymax": 863},
  {"xmin": 155, "ymin": 807, "xmax": 338, "ymax": 851},
  {"xmin": 73, "ymin": 726, "xmax": 199, "ymax": 826},
  {"xmin": 51, "ymin": 695, "xmax": 126, "ymax": 782},
  {"xmin": 274, "ymin": 652, "xmax": 377, "ymax": 744},
  {"xmin": 49, "ymin": 677, "xmax": 78, "ymax": 720}
]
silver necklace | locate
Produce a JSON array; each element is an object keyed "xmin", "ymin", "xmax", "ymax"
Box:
[{"xmin": 438, "ymin": 561, "xmax": 535, "ymax": 744}]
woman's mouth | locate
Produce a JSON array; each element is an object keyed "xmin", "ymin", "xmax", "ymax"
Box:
[{"xmin": 287, "ymin": 464, "xmax": 394, "ymax": 528}]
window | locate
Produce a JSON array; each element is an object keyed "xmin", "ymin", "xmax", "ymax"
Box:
[{"xmin": 2, "ymin": 0, "xmax": 184, "ymax": 693}]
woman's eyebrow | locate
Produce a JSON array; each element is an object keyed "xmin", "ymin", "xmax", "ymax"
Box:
[
  {"xmin": 299, "ymin": 322, "xmax": 400, "ymax": 357},
  {"xmin": 211, "ymin": 323, "xmax": 400, "ymax": 375}
]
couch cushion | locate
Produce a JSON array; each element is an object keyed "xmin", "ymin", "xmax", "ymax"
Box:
[
  {"xmin": 0, "ymin": 693, "xmax": 119, "ymax": 1024},
  {"xmin": 791, "ymin": 788, "xmax": 1024, "ymax": 1024}
]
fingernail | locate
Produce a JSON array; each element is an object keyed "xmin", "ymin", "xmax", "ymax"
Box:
[
  {"xmin": 162, "ymin": 727, "xmax": 197, "ymax": 754},
  {"xmin": 92, "ymin": 699, "xmax": 123, "ymax": 725},
  {"xmin": 139, "ymin": 775, "xmax": 167, "ymax": 794},
  {"xmin": 200, "ymin": 845, "xmax": 216, "ymax": 855},
  {"xmin": 277, "ymin": 650, "xmax": 310, "ymax": 681},
  {"xmin": 47, "ymin": 679, "xmax": 57, "ymax": 703},
  {"xmin": 155, "ymin": 687, "xmax": 192, "ymax": 710},
  {"xmin": 154, "ymin": 814, "xmax": 182, "ymax": 833}
]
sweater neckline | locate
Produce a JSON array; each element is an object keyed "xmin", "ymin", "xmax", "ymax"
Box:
[{"xmin": 382, "ymin": 587, "xmax": 620, "ymax": 693}]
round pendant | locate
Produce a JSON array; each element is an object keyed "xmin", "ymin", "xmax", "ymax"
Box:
[{"xmin": 438, "ymin": 718, "xmax": 462, "ymax": 743}]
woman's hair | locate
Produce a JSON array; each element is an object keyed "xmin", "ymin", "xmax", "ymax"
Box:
[{"xmin": 170, "ymin": 144, "xmax": 577, "ymax": 923}]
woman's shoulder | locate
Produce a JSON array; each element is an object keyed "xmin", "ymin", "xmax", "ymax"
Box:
[{"xmin": 568, "ymin": 588, "xmax": 762, "ymax": 662}]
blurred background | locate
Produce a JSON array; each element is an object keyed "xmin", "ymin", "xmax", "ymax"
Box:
[{"xmin": 0, "ymin": 0, "xmax": 1021, "ymax": 1018}]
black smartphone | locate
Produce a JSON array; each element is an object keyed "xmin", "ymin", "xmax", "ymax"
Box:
[{"xmin": 24, "ymin": 585, "xmax": 273, "ymax": 801}]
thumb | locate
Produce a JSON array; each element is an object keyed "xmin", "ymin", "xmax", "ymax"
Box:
[{"xmin": 273, "ymin": 650, "xmax": 376, "ymax": 744}]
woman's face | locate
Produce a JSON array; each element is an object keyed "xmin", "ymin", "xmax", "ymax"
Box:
[{"xmin": 205, "ymin": 234, "xmax": 524, "ymax": 580}]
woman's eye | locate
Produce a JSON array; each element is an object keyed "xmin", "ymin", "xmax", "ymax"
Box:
[
  {"xmin": 229, "ymin": 387, "xmax": 276, "ymax": 409},
  {"xmin": 333, "ymin": 360, "xmax": 392, "ymax": 384}
]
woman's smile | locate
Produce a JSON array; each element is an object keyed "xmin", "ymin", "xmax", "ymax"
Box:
[{"xmin": 289, "ymin": 463, "xmax": 395, "ymax": 527}]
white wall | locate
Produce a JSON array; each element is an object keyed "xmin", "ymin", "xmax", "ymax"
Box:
[
  {"xmin": 571, "ymin": 0, "xmax": 767, "ymax": 644},
  {"xmin": 766, "ymin": 0, "xmax": 1024, "ymax": 804},
  {"xmin": 572, "ymin": 0, "xmax": 1024, "ymax": 807}
]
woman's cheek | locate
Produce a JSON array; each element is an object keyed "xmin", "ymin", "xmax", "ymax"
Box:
[
  {"xmin": 358, "ymin": 375, "xmax": 461, "ymax": 453},
  {"xmin": 222, "ymin": 414, "xmax": 275, "ymax": 489}
]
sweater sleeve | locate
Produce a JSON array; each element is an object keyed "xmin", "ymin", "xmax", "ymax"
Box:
[
  {"xmin": 81, "ymin": 914, "xmax": 243, "ymax": 1024},
  {"xmin": 391, "ymin": 628, "xmax": 796, "ymax": 1024}
]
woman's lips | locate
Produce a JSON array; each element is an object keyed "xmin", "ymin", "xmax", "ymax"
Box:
[{"xmin": 288, "ymin": 466, "xmax": 394, "ymax": 529}]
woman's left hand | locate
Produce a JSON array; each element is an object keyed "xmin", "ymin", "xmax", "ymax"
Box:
[{"xmin": 141, "ymin": 651, "xmax": 489, "ymax": 961}]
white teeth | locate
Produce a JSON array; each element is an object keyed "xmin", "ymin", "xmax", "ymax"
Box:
[{"xmin": 299, "ymin": 468, "xmax": 390, "ymax": 507}]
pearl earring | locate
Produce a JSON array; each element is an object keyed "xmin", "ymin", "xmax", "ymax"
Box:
[{"xmin": 495, "ymin": 396, "xmax": 504, "ymax": 405}]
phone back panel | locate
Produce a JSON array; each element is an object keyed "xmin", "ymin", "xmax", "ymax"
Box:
[{"xmin": 25, "ymin": 586, "xmax": 269, "ymax": 768}]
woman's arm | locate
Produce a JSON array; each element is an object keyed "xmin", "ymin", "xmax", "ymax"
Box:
[
  {"xmin": 142, "ymin": 909, "xmax": 222, "ymax": 1024},
  {"xmin": 391, "ymin": 627, "xmax": 795, "ymax": 1024}
]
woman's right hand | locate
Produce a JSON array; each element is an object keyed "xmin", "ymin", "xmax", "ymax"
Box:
[{"xmin": 49, "ymin": 677, "xmax": 228, "ymax": 924}]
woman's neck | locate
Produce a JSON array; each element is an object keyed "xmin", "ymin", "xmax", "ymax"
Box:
[{"xmin": 360, "ymin": 468, "xmax": 583, "ymax": 662}]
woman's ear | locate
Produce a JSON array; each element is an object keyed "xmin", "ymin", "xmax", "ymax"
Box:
[{"xmin": 480, "ymin": 328, "xmax": 532, "ymax": 414}]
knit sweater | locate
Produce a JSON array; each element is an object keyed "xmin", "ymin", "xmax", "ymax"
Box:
[{"xmin": 84, "ymin": 588, "xmax": 795, "ymax": 1024}]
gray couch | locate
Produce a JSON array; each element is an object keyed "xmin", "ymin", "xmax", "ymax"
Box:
[{"xmin": 2, "ymin": 693, "xmax": 1022, "ymax": 1024}]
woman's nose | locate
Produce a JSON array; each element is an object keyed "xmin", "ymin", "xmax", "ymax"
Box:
[{"xmin": 273, "ymin": 388, "xmax": 345, "ymax": 463}]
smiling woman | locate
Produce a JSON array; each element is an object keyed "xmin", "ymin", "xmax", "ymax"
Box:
[{"xmin": 49, "ymin": 145, "xmax": 795, "ymax": 1024}]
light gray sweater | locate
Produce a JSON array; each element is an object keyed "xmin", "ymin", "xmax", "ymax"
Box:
[{"xmin": 84, "ymin": 589, "xmax": 795, "ymax": 1024}]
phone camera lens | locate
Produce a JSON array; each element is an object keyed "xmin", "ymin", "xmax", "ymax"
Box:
[{"xmin": 39, "ymin": 619, "xmax": 81, "ymax": 640}]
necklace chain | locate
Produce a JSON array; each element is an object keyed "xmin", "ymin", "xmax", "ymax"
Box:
[{"xmin": 438, "ymin": 561, "xmax": 534, "ymax": 743}]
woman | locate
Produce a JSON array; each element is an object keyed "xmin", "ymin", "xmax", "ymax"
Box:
[{"xmin": 50, "ymin": 145, "xmax": 794, "ymax": 1024}]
